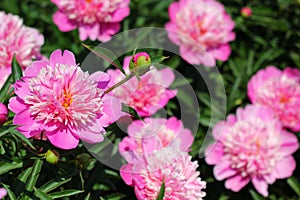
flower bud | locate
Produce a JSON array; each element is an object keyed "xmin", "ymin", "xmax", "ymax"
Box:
[
  {"xmin": 0, "ymin": 103, "xmax": 8, "ymax": 126},
  {"xmin": 241, "ymin": 7, "xmax": 252, "ymax": 18},
  {"xmin": 129, "ymin": 52, "xmax": 151, "ymax": 76},
  {"xmin": 45, "ymin": 149, "xmax": 59, "ymax": 164}
]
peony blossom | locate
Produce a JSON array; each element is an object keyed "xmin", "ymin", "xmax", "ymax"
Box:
[
  {"xmin": 0, "ymin": 188, "xmax": 7, "ymax": 199},
  {"xmin": 52, "ymin": 0, "xmax": 130, "ymax": 42},
  {"xmin": 205, "ymin": 105, "xmax": 299, "ymax": 197},
  {"xmin": 107, "ymin": 56, "xmax": 176, "ymax": 117},
  {"xmin": 165, "ymin": 0, "xmax": 235, "ymax": 66},
  {"xmin": 8, "ymin": 49, "xmax": 122, "ymax": 149},
  {"xmin": 0, "ymin": 103, "xmax": 8, "ymax": 126},
  {"xmin": 119, "ymin": 117, "xmax": 194, "ymax": 163},
  {"xmin": 0, "ymin": 11, "xmax": 44, "ymax": 88},
  {"xmin": 248, "ymin": 66, "xmax": 300, "ymax": 131},
  {"xmin": 121, "ymin": 150, "xmax": 206, "ymax": 200}
]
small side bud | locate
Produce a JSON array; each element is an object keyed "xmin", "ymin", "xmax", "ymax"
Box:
[
  {"xmin": 45, "ymin": 149, "xmax": 60, "ymax": 164},
  {"xmin": 129, "ymin": 52, "xmax": 151, "ymax": 76},
  {"xmin": 241, "ymin": 7, "xmax": 252, "ymax": 18},
  {"xmin": 0, "ymin": 103, "xmax": 8, "ymax": 126}
]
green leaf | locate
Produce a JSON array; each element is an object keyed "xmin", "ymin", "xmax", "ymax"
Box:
[
  {"xmin": 82, "ymin": 43, "xmax": 125, "ymax": 75},
  {"xmin": 25, "ymin": 159, "xmax": 43, "ymax": 192},
  {"xmin": 121, "ymin": 104, "xmax": 143, "ymax": 121},
  {"xmin": 49, "ymin": 189, "xmax": 84, "ymax": 199},
  {"xmin": 287, "ymin": 177, "xmax": 300, "ymax": 197},
  {"xmin": 0, "ymin": 128, "xmax": 10, "ymax": 138},
  {"xmin": 0, "ymin": 160, "xmax": 23, "ymax": 175},
  {"xmin": 9, "ymin": 127, "xmax": 36, "ymax": 150},
  {"xmin": 249, "ymin": 189, "xmax": 265, "ymax": 200},
  {"xmin": 18, "ymin": 167, "xmax": 33, "ymax": 183},
  {"xmin": 39, "ymin": 177, "xmax": 72, "ymax": 193},
  {"xmin": 151, "ymin": 55, "xmax": 169, "ymax": 65},
  {"xmin": 2, "ymin": 183, "xmax": 17, "ymax": 200},
  {"xmin": 34, "ymin": 188, "xmax": 53, "ymax": 200},
  {"xmin": 102, "ymin": 193, "xmax": 126, "ymax": 200},
  {"xmin": 0, "ymin": 74, "xmax": 13, "ymax": 102},
  {"xmin": 156, "ymin": 181, "xmax": 165, "ymax": 200},
  {"xmin": 11, "ymin": 54, "xmax": 23, "ymax": 82}
]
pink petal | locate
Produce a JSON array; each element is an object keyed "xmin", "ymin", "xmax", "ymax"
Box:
[
  {"xmin": 77, "ymin": 122, "xmax": 105, "ymax": 143},
  {"xmin": 205, "ymin": 142, "xmax": 224, "ymax": 165},
  {"xmin": 168, "ymin": 2, "xmax": 180, "ymax": 22},
  {"xmin": 90, "ymin": 71, "xmax": 111, "ymax": 89},
  {"xmin": 13, "ymin": 78, "xmax": 31, "ymax": 100},
  {"xmin": 158, "ymin": 68, "xmax": 175, "ymax": 87},
  {"xmin": 97, "ymin": 95, "xmax": 122, "ymax": 127},
  {"xmin": 213, "ymin": 160, "xmax": 236, "ymax": 180},
  {"xmin": 208, "ymin": 44, "xmax": 231, "ymax": 62},
  {"xmin": 251, "ymin": 176, "xmax": 269, "ymax": 197},
  {"xmin": 50, "ymin": 49, "xmax": 76, "ymax": 67},
  {"xmin": 225, "ymin": 175, "xmax": 250, "ymax": 192},
  {"xmin": 79, "ymin": 25, "xmax": 89, "ymax": 41},
  {"xmin": 8, "ymin": 97, "xmax": 27, "ymax": 114},
  {"xmin": 120, "ymin": 164, "xmax": 134, "ymax": 185},
  {"xmin": 53, "ymin": 11, "xmax": 76, "ymax": 32},
  {"xmin": 46, "ymin": 128, "xmax": 79, "ymax": 150},
  {"xmin": 273, "ymin": 156, "xmax": 296, "ymax": 179},
  {"xmin": 279, "ymin": 132, "xmax": 299, "ymax": 156},
  {"xmin": 111, "ymin": 6, "xmax": 130, "ymax": 22},
  {"xmin": 24, "ymin": 61, "xmax": 47, "ymax": 77}
]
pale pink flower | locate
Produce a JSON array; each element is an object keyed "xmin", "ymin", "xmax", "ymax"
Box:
[
  {"xmin": 165, "ymin": 0, "xmax": 235, "ymax": 66},
  {"xmin": 241, "ymin": 7, "xmax": 252, "ymax": 18},
  {"xmin": 248, "ymin": 66, "xmax": 300, "ymax": 131},
  {"xmin": 0, "ymin": 11, "xmax": 44, "ymax": 88},
  {"xmin": 205, "ymin": 105, "xmax": 299, "ymax": 197},
  {"xmin": 119, "ymin": 117, "xmax": 194, "ymax": 163},
  {"xmin": 0, "ymin": 188, "xmax": 6, "ymax": 199},
  {"xmin": 52, "ymin": 0, "xmax": 130, "ymax": 42},
  {"xmin": 121, "ymin": 151, "xmax": 206, "ymax": 200},
  {"xmin": 8, "ymin": 49, "xmax": 122, "ymax": 149},
  {"xmin": 0, "ymin": 103, "xmax": 8, "ymax": 125},
  {"xmin": 107, "ymin": 57, "xmax": 176, "ymax": 117}
]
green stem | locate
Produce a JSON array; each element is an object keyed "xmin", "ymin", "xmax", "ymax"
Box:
[{"xmin": 104, "ymin": 74, "xmax": 134, "ymax": 94}]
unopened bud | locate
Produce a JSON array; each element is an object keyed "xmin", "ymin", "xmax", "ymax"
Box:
[
  {"xmin": 45, "ymin": 149, "xmax": 59, "ymax": 164},
  {"xmin": 129, "ymin": 52, "xmax": 151, "ymax": 76},
  {"xmin": 241, "ymin": 7, "xmax": 252, "ymax": 18},
  {"xmin": 0, "ymin": 103, "xmax": 8, "ymax": 126}
]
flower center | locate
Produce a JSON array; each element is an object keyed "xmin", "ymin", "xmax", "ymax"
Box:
[{"xmin": 62, "ymin": 89, "xmax": 73, "ymax": 108}]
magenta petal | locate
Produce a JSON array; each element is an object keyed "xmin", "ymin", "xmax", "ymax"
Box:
[
  {"xmin": 53, "ymin": 11, "xmax": 76, "ymax": 32},
  {"xmin": 168, "ymin": 2, "xmax": 179, "ymax": 22},
  {"xmin": 205, "ymin": 142, "xmax": 224, "ymax": 165},
  {"xmin": 209, "ymin": 44, "xmax": 231, "ymax": 61},
  {"xmin": 213, "ymin": 160, "xmax": 236, "ymax": 180},
  {"xmin": 47, "ymin": 128, "xmax": 79, "ymax": 150},
  {"xmin": 90, "ymin": 71, "xmax": 111, "ymax": 89},
  {"xmin": 225, "ymin": 175, "xmax": 250, "ymax": 192},
  {"xmin": 24, "ymin": 60, "xmax": 47, "ymax": 77},
  {"xmin": 111, "ymin": 6, "xmax": 130, "ymax": 22},
  {"xmin": 251, "ymin": 176, "xmax": 269, "ymax": 197},
  {"xmin": 279, "ymin": 132, "xmax": 299, "ymax": 156},
  {"xmin": 77, "ymin": 123, "xmax": 105, "ymax": 143},
  {"xmin": 8, "ymin": 97, "xmax": 27, "ymax": 114},
  {"xmin": 97, "ymin": 95, "xmax": 122, "ymax": 127},
  {"xmin": 14, "ymin": 79, "xmax": 31, "ymax": 100},
  {"xmin": 273, "ymin": 156, "xmax": 296, "ymax": 179},
  {"xmin": 120, "ymin": 164, "xmax": 134, "ymax": 185},
  {"xmin": 79, "ymin": 26, "xmax": 89, "ymax": 41},
  {"xmin": 158, "ymin": 68, "xmax": 175, "ymax": 87},
  {"xmin": 50, "ymin": 49, "xmax": 76, "ymax": 66}
]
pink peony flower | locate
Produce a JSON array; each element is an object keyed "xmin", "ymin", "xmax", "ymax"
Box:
[
  {"xmin": 107, "ymin": 56, "xmax": 176, "ymax": 117},
  {"xmin": 8, "ymin": 49, "xmax": 122, "ymax": 149},
  {"xmin": 119, "ymin": 117, "xmax": 194, "ymax": 163},
  {"xmin": 0, "ymin": 188, "xmax": 6, "ymax": 199},
  {"xmin": 205, "ymin": 105, "xmax": 299, "ymax": 197},
  {"xmin": 0, "ymin": 103, "xmax": 8, "ymax": 126},
  {"xmin": 52, "ymin": 0, "xmax": 130, "ymax": 42},
  {"xmin": 121, "ymin": 151, "xmax": 206, "ymax": 200},
  {"xmin": 241, "ymin": 7, "xmax": 252, "ymax": 18},
  {"xmin": 248, "ymin": 66, "xmax": 300, "ymax": 131},
  {"xmin": 0, "ymin": 11, "xmax": 44, "ymax": 88},
  {"xmin": 165, "ymin": 0, "xmax": 235, "ymax": 66}
]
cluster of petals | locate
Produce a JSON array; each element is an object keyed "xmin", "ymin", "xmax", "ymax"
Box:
[
  {"xmin": 119, "ymin": 117, "xmax": 194, "ymax": 164},
  {"xmin": 165, "ymin": 0, "xmax": 235, "ymax": 66},
  {"xmin": 8, "ymin": 49, "xmax": 122, "ymax": 149},
  {"xmin": 52, "ymin": 0, "xmax": 130, "ymax": 42},
  {"xmin": 107, "ymin": 56, "xmax": 176, "ymax": 117},
  {"xmin": 0, "ymin": 11, "xmax": 44, "ymax": 88},
  {"xmin": 205, "ymin": 105, "xmax": 299, "ymax": 197},
  {"xmin": 248, "ymin": 66, "xmax": 300, "ymax": 131}
]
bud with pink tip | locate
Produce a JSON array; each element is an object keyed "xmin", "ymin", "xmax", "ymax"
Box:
[
  {"xmin": 241, "ymin": 7, "xmax": 252, "ymax": 18},
  {"xmin": 0, "ymin": 103, "xmax": 8, "ymax": 126},
  {"xmin": 129, "ymin": 52, "xmax": 151, "ymax": 76}
]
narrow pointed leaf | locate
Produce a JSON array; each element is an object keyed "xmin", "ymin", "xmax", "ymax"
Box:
[
  {"xmin": 49, "ymin": 189, "xmax": 84, "ymax": 199},
  {"xmin": 9, "ymin": 127, "xmax": 36, "ymax": 149},
  {"xmin": 34, "ymin": 188, "xmax": 53, "ymax": 200},
  {"xmin": 156, "ymin": 181, "xmax": 165, "ymax": 200},
  {"xmin": 12, "ymin": 54, "xmax": 23, "ymax": 82},
  {"xmin": 121, "ymin": 104, "xmax": 143, "ymax": 121},
  {"xmin": 0, "ymin": 160, "xmax": 23, "ymax": 175},
  {"xmin": 287, "ymin": 177, "xmax": 300, "ymax": 197},
  {"xmin": 39, "ymin": 177, "xmax": 72, "ymax": 193},
  {"xmin": 2, "ymin": 184, "xmax": 17, "ymax": 200},
  {"xmin": 0, "ymin": 74, "xmax": 13, "ymax": 102},
  {"xmin": 82, "ymin": 43, "xmax": 125, "ymax": 75},
  {"xmin": 25, "ymin": 159, "xmax": 43, "ymax": 192}
]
